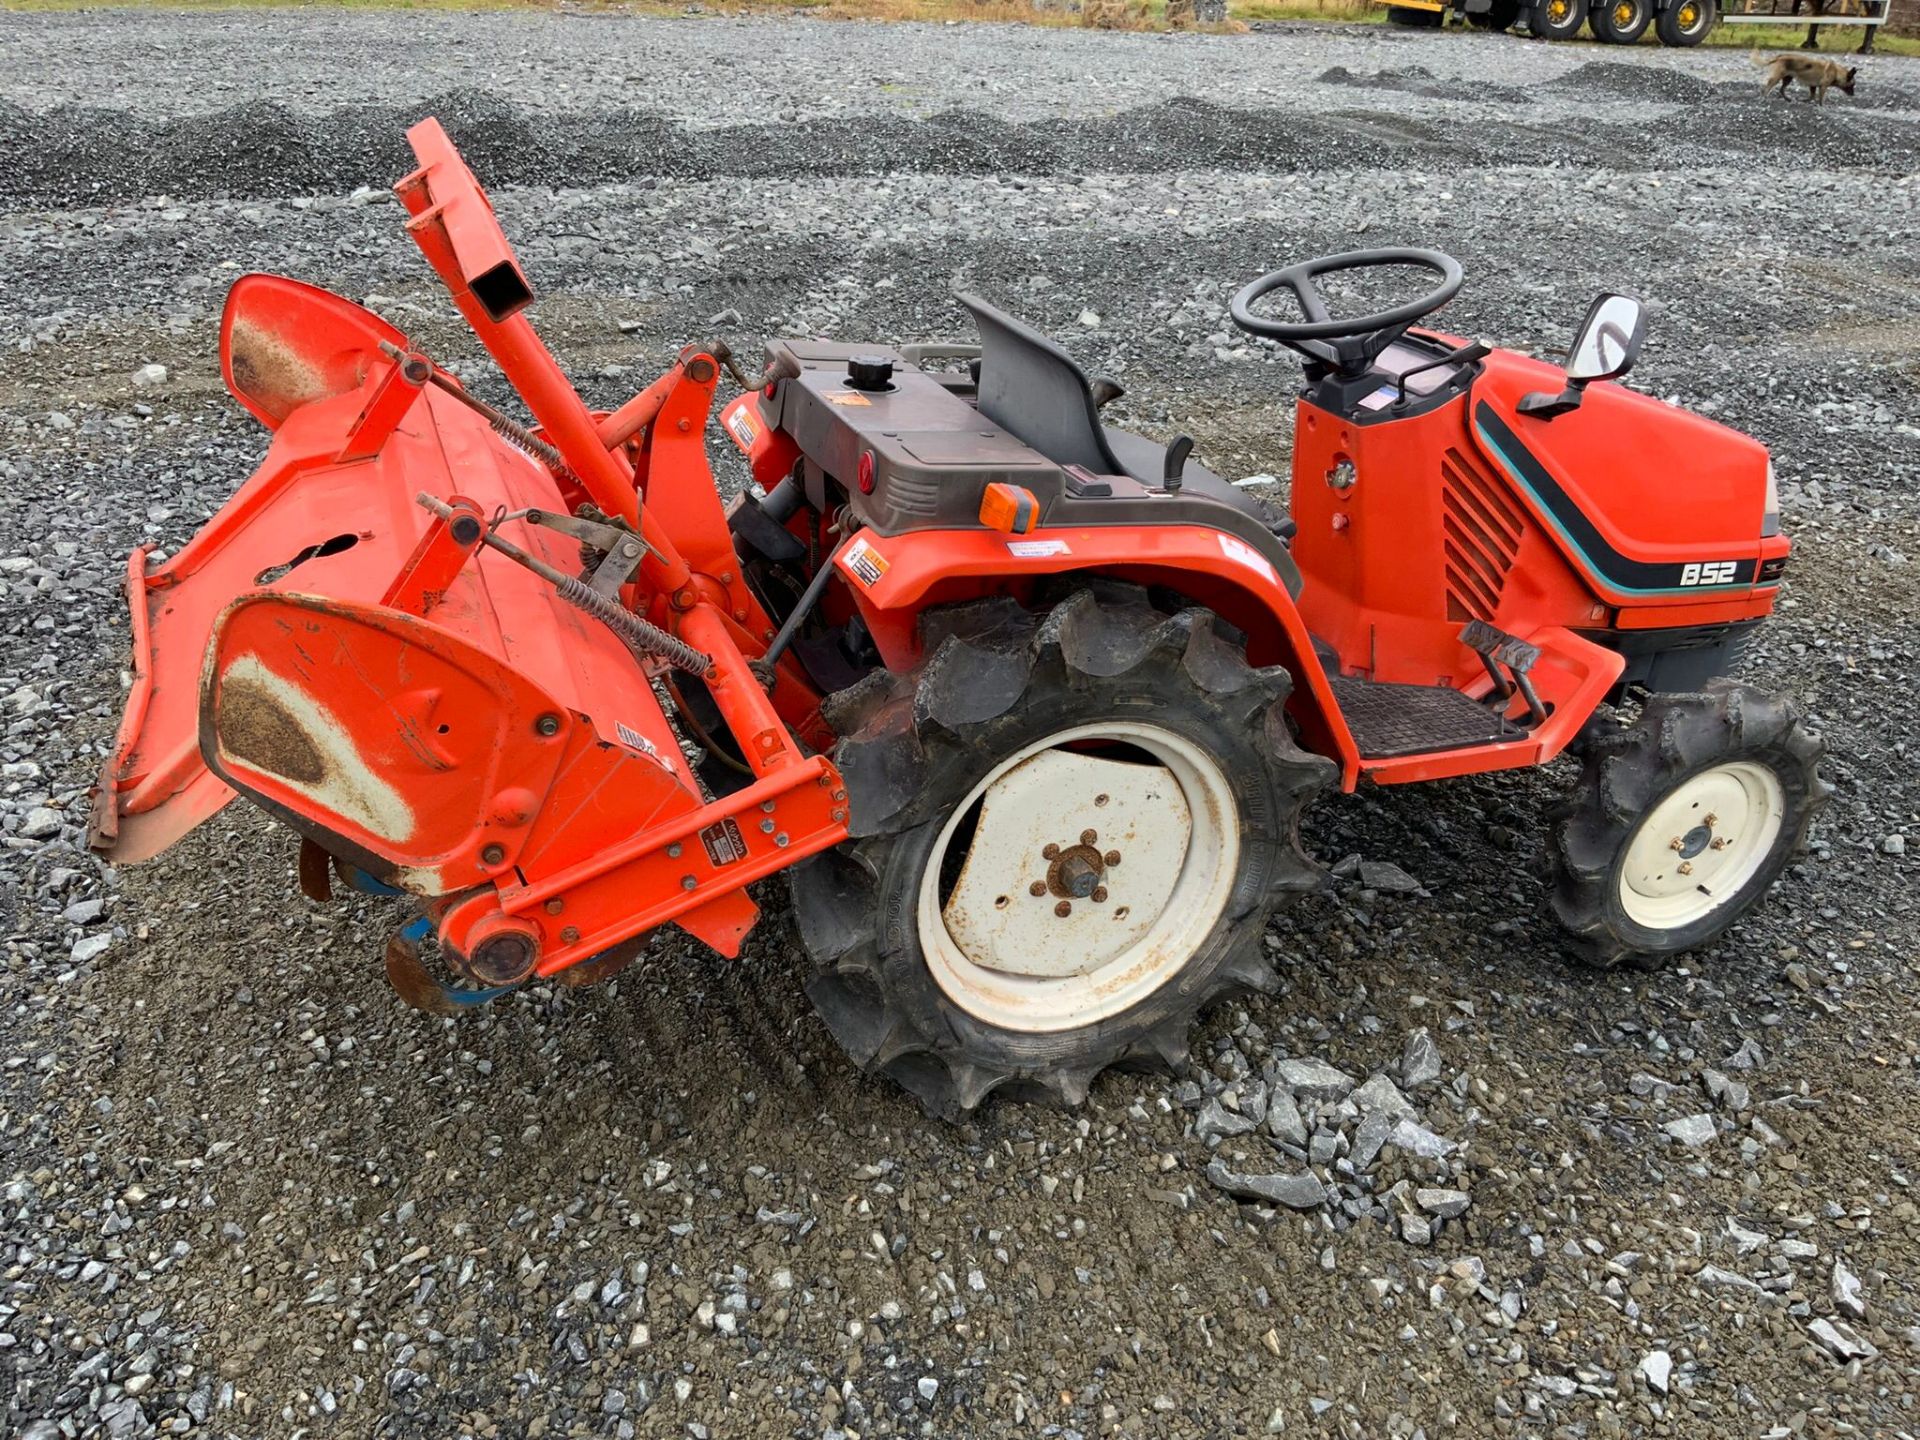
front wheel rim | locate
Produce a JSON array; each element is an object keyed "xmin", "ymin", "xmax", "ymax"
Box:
[
  {"xmin": 1616, "ymin": 760, "xmax": 1785, "ymax": 931},
  {"xmin": 917, "ymin": 722, "xmax": 1239, "ymax": 1034}
]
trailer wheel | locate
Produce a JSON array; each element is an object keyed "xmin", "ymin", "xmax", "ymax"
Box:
[
  {"xmin": 1590, "ymin": 0, "xmax": 1652, "ymax": 41},
  {"xmin": 1386, "ymin": 5, "xmax": 1446, "ymax": 24},
  {"xmin": 1549, "ymin": 682, "xmax": 1829, "ymax": 971},
  {"xmin": 1654, "ymin": 0, "xmax": 1715, "ymax": 44},
  {"xmin": 1532, "ymin": 0, "xmax": 1589, "ymax": 38},
  {"xmin": 792, "ymin": 587, "xmax": 1333, "ymax": 1118}
]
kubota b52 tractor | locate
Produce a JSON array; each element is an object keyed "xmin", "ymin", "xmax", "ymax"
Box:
[{"xmin": 89, "ymin": 122, "xmax": 1828, "ymax": 1117}]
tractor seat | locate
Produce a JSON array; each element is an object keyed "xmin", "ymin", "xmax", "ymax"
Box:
[{"xmin": 958, "ymin": 293, "xmax": 1298, "ymax": 558}]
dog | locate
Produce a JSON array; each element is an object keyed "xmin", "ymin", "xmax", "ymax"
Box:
[{"xmin": 1757, "ymin": 52, "xmax": 1859, "ymax": 103}]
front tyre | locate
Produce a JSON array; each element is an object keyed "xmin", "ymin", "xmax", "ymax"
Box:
[
  {"xmin": 792, "ymin": 587, "xmax": 1334, "ymax": 1118},
  {"xmin": 1654, "ymin": 0, "xmax": 1715, "ymax": 44},
  {"xmin": 1550, "ymin": 682, "xmax": 1829, "ymax": 970}
]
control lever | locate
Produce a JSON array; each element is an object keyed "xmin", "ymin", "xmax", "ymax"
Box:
[{"xmin": 1163, "ymin": 435, "xmax": 1194, "ymax": 496}]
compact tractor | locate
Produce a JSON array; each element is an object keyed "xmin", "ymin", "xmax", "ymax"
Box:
[{"xmin": 90, "ymin": 122, "xmax": 1827, "ymax": 1117}]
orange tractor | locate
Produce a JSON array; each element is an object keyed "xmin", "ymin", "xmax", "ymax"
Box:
[{"xmin": 90, "ymin": 122, "xmax": 1828, "ymax": 1116}]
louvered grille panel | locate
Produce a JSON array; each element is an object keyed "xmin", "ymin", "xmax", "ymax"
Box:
[{"xmin": 1440, "ymin": 447, "xmax": 1525, "ymax": 621}]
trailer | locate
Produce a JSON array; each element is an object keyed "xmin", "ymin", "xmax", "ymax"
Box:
[{"xmin": 1381, "ymin": 0, "xmax": 1888, "ymax": 49}]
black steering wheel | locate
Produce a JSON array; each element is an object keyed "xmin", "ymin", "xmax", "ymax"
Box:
[{"xmin": 1231, "ymin": 247, "xmax": 1464, "ymax": 373}]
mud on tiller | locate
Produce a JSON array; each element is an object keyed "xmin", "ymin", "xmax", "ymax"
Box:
[{"xmin": 91, "ymin": 121, "xmax": 1827, "ymax": 1117}]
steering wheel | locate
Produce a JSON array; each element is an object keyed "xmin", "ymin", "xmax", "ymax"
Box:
[{"xmin": 1231, "ymin": 247, "xmax": 1464, "ymax": 373}]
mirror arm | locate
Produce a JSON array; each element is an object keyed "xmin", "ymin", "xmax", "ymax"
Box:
[{"xmin": 1518, "ymin": 378, "xmax": 1588, "ymax": 421}]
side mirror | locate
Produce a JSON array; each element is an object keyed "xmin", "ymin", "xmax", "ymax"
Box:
[
  {"xmin": 1520, "ymin": 291, "xmax": 1646, "ymax": 420},
  {"xmin": 1566, "ymin": 293, "xmax": 1646, "ymax": 383}
]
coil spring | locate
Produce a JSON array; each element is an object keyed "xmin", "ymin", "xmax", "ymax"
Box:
[
  {"xmin": 556, "ymin": 574, "xmax": 712, "ymax": 677},
  {"xmin": 488, "ymin": 413, "xmax": 580, "ymax": 487}
]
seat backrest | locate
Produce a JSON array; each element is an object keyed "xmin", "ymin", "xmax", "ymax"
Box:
[{"xmin": 960, "ymin": 293, "xmax": 1125, "ymax": 476}]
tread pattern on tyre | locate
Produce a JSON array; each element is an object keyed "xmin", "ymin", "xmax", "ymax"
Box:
[
  {"xmin": 1549, "ymin": 680, "xmax": 1830, "ymax": 971},
  {"xmin": 790, "ymin": 585, "xmax": 1335, "ymax": 1119}
]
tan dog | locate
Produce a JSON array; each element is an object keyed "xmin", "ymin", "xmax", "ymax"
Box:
[{"xmin": 1758, "ymin": 52, "xmax": 1859, "ymax": 103}]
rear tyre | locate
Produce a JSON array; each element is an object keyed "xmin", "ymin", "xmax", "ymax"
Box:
[
  {"xmin": 1550, "ymin": 682, "xmax": 1829, "ymax": 971},
  {"xmin": 791, "ymin": 587, "xmax": 1333, "ymax": 1119},
  {"xmin": 1386, "ymin": 5, "xmax": 1447, "ymax": 24},
  {"xmin": 1590, "ymin": 0, "xmax": 1653, "ymax": 41},
  {"xmin": 1654, "ymin": 0, "xmax": 1715, "ymax": 44},
  {"xmin": 1531, "ymin": 0, "xmax": 1589, "ymax": 38}
]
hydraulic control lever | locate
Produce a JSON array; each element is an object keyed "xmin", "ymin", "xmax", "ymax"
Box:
[{"xmin": 1163, "ymin": 435, "xmax": 1195, "ymax": 496}]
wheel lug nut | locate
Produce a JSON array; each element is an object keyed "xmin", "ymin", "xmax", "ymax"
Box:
[
  {"xmin": 1080, "ymin": 829, "xmax": 1097, "ymax": 845},
  {"xmin": 1091, "ymin": 886, "xmax": 1108, "ymax": 903},
  {"xmin": 1104, "ymin": 850, "xmax": 1121, "ymax": 867},
  {"xmin": 1054, "ymin": 901, "xmax": 1072, "ymax": 918},
  {"xmin": 1029, "ymin": 881, "xmax": 1047, "ymax": 897},
  {"xmin": 1042, "ymin": 843, "xmax": 1060, "ymax": 860},
  {"xmin": 1677, "ymin": 861, "xmax": 1694, "ymax": 875}
]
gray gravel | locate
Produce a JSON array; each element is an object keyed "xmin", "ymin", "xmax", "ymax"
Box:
[{"xmin": 5, "ymin": 10, "xmax": 1920, "ymax": 1439}]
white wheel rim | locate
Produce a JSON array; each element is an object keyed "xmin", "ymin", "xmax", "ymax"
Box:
[
  {"xmin": 917, "ymin": 722, "xmax": 1239, "ymax": 1034},
  {"xmin": 1616, "ymin": 761, "xmax": 1785, "ymax": 931}
]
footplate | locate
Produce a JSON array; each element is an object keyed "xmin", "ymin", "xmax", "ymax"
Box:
[{"xmin": 1329, "ymin": 675, "xmax": 1529, "ymax": 759}]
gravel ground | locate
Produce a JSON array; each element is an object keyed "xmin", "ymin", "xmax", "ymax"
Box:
[{"xmin": 4, "ymin": 10, "xmax": 1920, "ymax": 1440}]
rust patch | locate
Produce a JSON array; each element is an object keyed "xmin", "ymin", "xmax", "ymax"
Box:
[
  {"xmin": 385, "ymin": 934, "xmax": 464, "ymax": 1017},
  {"xmin": 228, "ymin": 317, "xmax": 328, "ymax": 422},
  {"xmin": 217, "ymin": 673, "xmax": 326, "ymax": 784},
  {"xmin": 297, "ymin": 837, "xmax": 334, "ymax": 901},
  {"xmin": 1045, "ymin": 842, "xmax": 1107, "ymax": 899},
  {"xmin": 553, "ymin": 934, "xmax": 647, "ymax": 988}
]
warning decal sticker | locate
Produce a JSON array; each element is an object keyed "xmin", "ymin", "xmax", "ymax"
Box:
[
  {"xmin": 1216, "ymin": 532, "xmax": 1278, "ymax": 584},
  {"xmin": 726, "ymin": 409, "xmax": 758, "ymax": 448},
  {"xmin": 841, "ymin": 536, "xmax": 890, "ymax": 588},
  {"xmin": 1007, "ymin": 538, "xmax": 1070, "ymax": 559},
  {"xmin": 615, "ymin": 721, "xmax": 676, "ymax": 772}
]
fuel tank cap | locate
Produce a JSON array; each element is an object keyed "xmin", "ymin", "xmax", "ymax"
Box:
[{"xmin": 846, "ymin": 355, "xmax": 895, "ymax": 392}]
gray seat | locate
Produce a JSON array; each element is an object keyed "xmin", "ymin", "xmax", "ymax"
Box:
[{"xmin": 959, "ymin": 293, "xmax": 1296, "ymax": 546}]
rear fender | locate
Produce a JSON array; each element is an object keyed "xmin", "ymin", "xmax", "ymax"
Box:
[{"xmin": 829, "ymin": 525, "xmax": 1366, "ymax": 786}]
